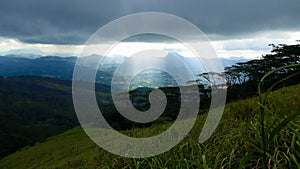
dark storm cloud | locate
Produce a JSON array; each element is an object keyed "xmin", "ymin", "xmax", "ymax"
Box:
[{"xmin": 0, "ymin": 0, "xmax": 299, "ymax": 44}]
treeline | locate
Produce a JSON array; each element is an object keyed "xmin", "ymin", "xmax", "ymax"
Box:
[
  {"xmin": 225, "ymin": 43, "xmax": 300, "ymax": 101},
  {"xmin": 196, "ymin": 43, "xmax": 300, "ymax": 101}
]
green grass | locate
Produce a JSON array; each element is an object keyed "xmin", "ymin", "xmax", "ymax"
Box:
[{"xmin": 0, "ymin": 84, "xmax": 300, "ymax": 169}]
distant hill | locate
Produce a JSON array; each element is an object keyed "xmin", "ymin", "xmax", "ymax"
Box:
[
  {"xmin": 0, "ymin": 54, "xmax": 249, "ymax": 86},
  {"xmin": 0, "ymin": 75, "xmax": 198, "ymax": 158},
  {"xmin": 0, "ymin": 76, "xmax": 110, "ymax": 158},
  {"xmin": 0, "ymin": 56, "xmax": 76, "ymax": 79},
  {"xmin": 115, "ymin": 52, "xmax": 249, "ymax": 75},
  {"xmin": 0, "ymin": 75, "xmax": 211, "ymax": 159}
]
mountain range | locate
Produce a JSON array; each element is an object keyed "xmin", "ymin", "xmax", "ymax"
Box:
[{"xmin": 0, "ymin": 53, "xmax": 249, "ymax": 87}]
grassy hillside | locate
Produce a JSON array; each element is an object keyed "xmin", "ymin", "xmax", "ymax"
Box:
[
  {"xmin": 0, "ymin": 84, "xmax": 300, "ymax": 168},
  {"xmin": 0, "ymin": 76, "xmax": 110, "ymax": 158},
  {"xmin": 0, "ymin": 76, "xmax": 77, "ymax": 157}
]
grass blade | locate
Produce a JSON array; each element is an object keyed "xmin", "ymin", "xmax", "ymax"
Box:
[{"xmin": 268, "ymin": 111, "xmax": 300, "ymax": 143}]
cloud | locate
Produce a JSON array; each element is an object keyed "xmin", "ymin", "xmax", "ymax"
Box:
[
  {"xmin": 0, "ymin": 37, "xmax": 83, "ymax": 56},
  {"xmin": 0, "ymin": 0, "xmax": 299, "ymax": 44}
]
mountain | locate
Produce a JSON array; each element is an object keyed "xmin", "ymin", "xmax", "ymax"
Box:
[
  {"xmin": 220, "ymin": 57, "xmax": 249, "ymax": 67},
  {"xmin": 0, "ymin": 55, "xmax": 115, "ymax": 85},
  {"xmin": 0, "ymin": 53, "xmax": 248, "ymax": 77},
  {"xmin": 0, "ymin": 56, "xmax": 76, "ymax": 79},
  {"xmin": 0, "ymin": 53, "xmax": 249, "ymax": 88},
  {"xmin": 2, "ymin": 53, "xmax": 42, "ymax": 59},
  {"xmin": 1, "ymin": 48, "xmax": 46, "ymax": 57},
  {"xmin": 115, "ymin": 52, "xmax": 249, "ymax": 75}
]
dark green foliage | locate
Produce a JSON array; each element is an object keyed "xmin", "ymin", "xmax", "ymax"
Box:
[
  {"xmin": 98, "ymin": 85, "xmax": 211, "ymax": 130},
  {"xmin": 0, "ymin": 76, "xmax": 79, "ymax": 158},
  {"xmin": 0, "ymin": 76, "xmax": 209, "ymax": 158},
  {"xmin": 224, "ymin": 43, "xmax": 300, "ymax": 101}
]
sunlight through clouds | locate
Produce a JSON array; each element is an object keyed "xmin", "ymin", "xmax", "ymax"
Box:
[{"xmin": 0, "ymin": 30, "xmax": 299, "ymax": 59}]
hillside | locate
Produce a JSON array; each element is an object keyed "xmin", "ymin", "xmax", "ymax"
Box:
[
  {"xmin": 1, "ymin": 84, "xmax": 299, "ymax": 168},
  {"xmin": 0, "ymin": 75, "xmax": 204, "ymax": 159},
  {"xmin": 0, "ymin": 76, "xmax": 110, "ymax": 158}
]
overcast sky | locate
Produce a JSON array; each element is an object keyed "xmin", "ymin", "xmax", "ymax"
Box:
[{"xmin": 0, "ymin": 0, "xmax": 299, "ymax": 58}]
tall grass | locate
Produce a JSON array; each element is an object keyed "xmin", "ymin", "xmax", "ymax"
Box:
[{"xmin": 257, "ymin": 64, "xmax": 300, "ymax": 169}]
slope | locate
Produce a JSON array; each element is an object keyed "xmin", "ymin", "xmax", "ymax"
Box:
[
  {"xmin": 0, "ymin": 76, "xmax": 110, "ymax": 158},
  {"xmin": 0, "ymin": 84, "xmax": 299, "ymax": 168}
]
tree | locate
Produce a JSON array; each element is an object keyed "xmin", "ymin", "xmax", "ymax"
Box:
[{"xmin": 223, "ymin": 42, "xmax": 300, "ymax": 100}]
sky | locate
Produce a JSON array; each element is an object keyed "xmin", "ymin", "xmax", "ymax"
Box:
[{"xmin": 0, "ymin": 0, "xmax": 299, "ymax": 58}]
